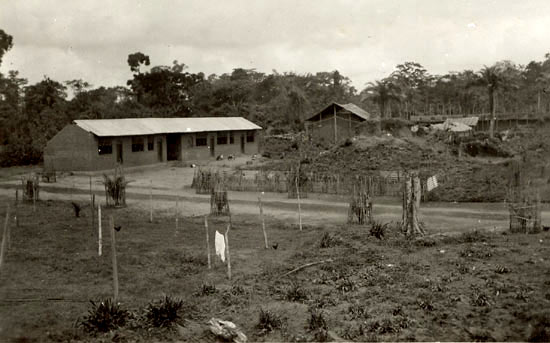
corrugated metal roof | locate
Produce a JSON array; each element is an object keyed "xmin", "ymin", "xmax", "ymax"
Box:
[
  {"xmin": 74, "ymin": 117, "xmax": 262, "ymax": 137},
  {"xmin": 444, "ymin": 116, "xmax": 479, "ymax": 127},
  {"xmin": 337, "ymin": 103, "xmax": 371, "ymax": 120},
  {"xmin": 305, "ymin": 102, "xmax": 371, "ymax": 121}
]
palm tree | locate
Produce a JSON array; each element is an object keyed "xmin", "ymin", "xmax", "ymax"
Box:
[{"xmin": 363, "ymin": 78, "xmax": 401, "ymax": 118}]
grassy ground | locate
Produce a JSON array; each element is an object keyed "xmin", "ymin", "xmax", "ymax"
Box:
[{"xmin": 0, "ymin": 197, "xmax": 549, "ymax": 342}]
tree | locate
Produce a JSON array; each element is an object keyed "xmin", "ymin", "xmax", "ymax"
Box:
[
  {"xmin": 391, "ymin": 62, "xmax": 429, "ymax": 117},
  {"xmin": 127, "ymin": 52, "xmax": 150, "ymax": 74},
  {"xmin": 0, "ymin": 29, "xmax": 13, "ymax": 66},
  {"xmin": 362, "ymin": 78, "xmax": 402, "ymax": 118}
]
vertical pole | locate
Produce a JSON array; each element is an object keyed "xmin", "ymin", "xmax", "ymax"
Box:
[
  {"xmin": 175, "ymin": 196, "xmax": 179, "ymax": 235},
  {"xmin": 90, "ymin": 176, "xmax": 94, "ymax": 231},
  {"xmin": 32, "ymin": 181, "xmax": 36, "ymax": 213},
  {"xmin": 259, "ymin": 195, "xmax": 268, "ymax": 249},
  {"xmin": 149, "ymin": 180, "xmax": 153, "ymax": 223},
  {"xmin": 204, "ymin": 215, "xmax": 211, "ymax": 269},
  {"xmin": 296, "ymin": 167, "xmax": 302, "ymax": 231},
  {"xmin": 225, "ymin": 224, "xmax": 231, "ymax": 280},
  {"xmin": 98, "ymin": 204, "xmax": 102, "ymax": 256},
  {"xmin": 14, "ymin": 190, "xmax": 18, "ymax": 228},
  {"xmin": 0, "ymin": 205, "xmax": 10, "ymax": 269},
  {"xmin": 110, "ymin": 216, "xmax": 119, "ymax": 301},
  {"xmin": 333, "ymin": 104, "xmax": 337, "ymax": 144}
]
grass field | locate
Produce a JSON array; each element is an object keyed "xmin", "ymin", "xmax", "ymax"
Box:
[{"xmin": 0, "ymin": 196, "xmax": 549, "ymax": 342}]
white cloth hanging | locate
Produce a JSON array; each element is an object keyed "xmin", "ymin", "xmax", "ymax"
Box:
[
  {"xmin": 215, "ymin": 231, "xmax": 226, "ymax": 263},
  {"xmin": 427, "ymin": 175, "xmax": 438, "ymax": 192}
]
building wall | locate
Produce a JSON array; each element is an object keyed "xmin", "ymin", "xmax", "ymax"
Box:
[
  {"xmin": 45, "ymin": 126, "xmax": 261, "ymax": 171},
  {"xmin": 306, "ymin": 113, "xmax": 363, "ymax": 144}
]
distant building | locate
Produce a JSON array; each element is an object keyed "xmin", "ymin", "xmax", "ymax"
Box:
[
  {"xmin": 44, "ymin": 117, "xmax": 262, "ymax": 171},
  {"xmin": 305, "ymin": 102, "xmax": 372, "ymax": 143}
]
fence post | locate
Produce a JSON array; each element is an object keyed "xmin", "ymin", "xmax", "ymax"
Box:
[
  {"xmin": 110, "ymin": 216, "xmax": 119, "ymax": 301},
  {"xmin": 149, "ymin": 180, "xmax": 153, "ymax": 223},
  {"xmin": 205, "ymin": 215, "xmax": 211, "ymax": 269},
  {"xmin": 0, "ymin": 205, "xmax": 10, "ymax": 269},
  {"xmin": 258, "ymin": 195, "xmax": 268, "ymax": 249},
  {"xmin": 98, "ymin": 204, "xmax": 102, "ymax": 256},
  {"xmin": 296, "ymin": 171, "xmax": 303, "ymax": 231},
  {"xmin": 224, "ymin": 224, "xmax": 231, "ymax": 280}
]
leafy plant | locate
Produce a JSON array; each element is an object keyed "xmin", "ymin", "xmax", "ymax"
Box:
[
  {"xmin": 319, "ymin": 232, "xmax": 342, "ymax": 248},
  {"xmin": 370, "ymin": 221, "xmax": 388, "ymax": 240},
  {"xmin": 257, "ymin": 308, "xmax": 284, "ymax": 335},
  {"xmin": 80, "ymin": 299, "xmax": 129, "ymax": 333},
  {"xmin": 285, "ymin": 282, "xmax": 309, "ymax": 302},
  {"xmin": 146, "ymin": 296, "xmax": 184, "ymax": 327},
  {"xmin": 307, "ymin": 308, "xmax": 328, "ymax": 331}
]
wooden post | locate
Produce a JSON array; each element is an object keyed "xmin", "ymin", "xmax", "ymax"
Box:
[
  {"xmin": 258, "ymin": 195, "xmax": 268, "ymax": 249},
  {"xmin": 296, "ymin": 169, "xmax": 302, "ymax": 231},
  {"xmin": 109, "ymin": 216, "xmax": 119, "ymax": 301},
  {"xmin": 0, "ymin": 205, "xmax": 10, "ymax": 269},
  {"xmin": 149, "ymin": 180, "xmax": 153, "ymax": 223},
  {"xmin": 204, "ymin": 215, "xmax": 211, "ymax": 270},
  {"xmin": 90, "ymin": 176, "xmax": 94, "ymax": 231},
  {"xmin": 224, "ymin": 224, "xmax": 231, "ymax": 280},
  {"xmin": 14, "ymin": 190, "xmax": 18, "ymax": 228},
  {"xmin": 32, "ymin": 181, "xmax": 36, "ymax": 213},
  {"xmin": 333, "ymin": 104, "xmax": 337, "ymax": 144},
  {"xmin": 175, "ymin": 196, "xmax": 179, "ymax": 235},
  {"xmin": 98, "ymin": 204, "xmax": 102, "ymax": 256}
]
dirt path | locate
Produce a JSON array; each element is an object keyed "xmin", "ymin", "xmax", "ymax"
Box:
[{"xmin": 1, "ymin": 162, "xmax": 548, "ymax": 233}]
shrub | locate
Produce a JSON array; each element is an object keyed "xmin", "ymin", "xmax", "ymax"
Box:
[
  {"xmin": 370, "ymin": 221, "xmax": 388, "ymax": 240},
  {"xmin": 285, "ymin": 282, "xmax": 309, "ymax": 302},
  {"xmin": 307, "ymin": 308, "xmax": 328, "ymax": 331},
  {"xmin": 319, "ymin": 232, "xmax": 342, "ymax": 248},
  {"xmin": 336, "ymin": 277, "xmax": 357, "ymax": 294},
  {"xmin": 80, "ymin": 299, "xmax": 129, "ymax": 333},
  {"xmin": 257, "ymin": 308, "xmax": 284, "ymax": 335},
  {"xmin": 146, "ymin": 296, "xmax": 184, "ymax": 327}
]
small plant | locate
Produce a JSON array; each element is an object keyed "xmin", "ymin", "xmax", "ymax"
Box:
[
  {"xmin": 319, "ymin": 232, "xmax": 342, "ymax": 248},
  {"xmin": 80, "ymin": 299, "xmax": 129, "ymax": 333},
  {"xmin": 471, "ymin": 288, "xmax": 491, "ymax": 307},
  {"xmin": 257, "ymin": 308, "xmax": 284, "ymax": 335},
  {"xmin": 307, "ymin": 308, "xmax": 328, "ymax": 331},
  {"xmin": 195, "ymin": 282, "xmax": 216, "ymax": 296},
  {"xmin": 347, "ymin": 303, "xmax": 368, "ymax": 320},
  {"xmin": 370, "ymin": 221, "xmax": 388, "ymax": 240},
  {"xmin": 285, "ymin": 282, "xmax": 309, "ymax": 302},
  {"xmin": 336, "ymin": 277, "xmax": 357, "ymax": 294},
  {"xmin": 146, "ymin": 296, "xmax": 184, "ymax": 327},
  {"xmin": 527, "ymin": 313, "xmax": 550, "ymax": 342},
  {"xmin": 495, "ymin": 265, "xmax": 510, "ymax": 274}
]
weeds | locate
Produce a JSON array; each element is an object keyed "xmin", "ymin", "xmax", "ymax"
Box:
[
  {"xmin": 257, "ymin": 308, "xmax": 284, "ymax": 335},
  {"xmin": 285, "ymin": 282, "xmax": 309, "ymax": 302},
  {"xmin": 145, "ymin": 296, "xmax": 184, "ymax": 327},
  {"xmin": 319, "ymin": 232, "xmax": 342, "ymax": 248},
  {"xmin": 80, "ymin": 299, "xmax": 129, "ymax": 333},
  {"xmin": 471, "ymin": 287, "xmax": 491, "ymax": 307},
  {"xmin": 336, "ymin": 277, "xmax": 357, "ymax": 294},
  {"xmin": 347, "ymin": 303, "xmax": 368, "ymax": 320},
  {"xmin": 370, "ymin": 221, "xmax": 388, "ymax": 240},
  {"xmin": 459, "ymin": 245, "xmax": 493, "ymax": 259},
  {"xmin": 307, "ymin": 308, "xmax": 329, "ymax": 341},
  {"xmin": 495, "ymin": 265, "xmax": 510, "ymax": 274},
  {"xmin": 195, "ymin": 282, "xmax": 216, "ymax": 296},
  {"xmin": 527, "ymin": 313, "xmax": 550, "ymax": 342}
]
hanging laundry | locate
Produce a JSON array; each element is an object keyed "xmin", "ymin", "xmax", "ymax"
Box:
[
  {"xmin": 215, "ymin": 231, "xmax": 226, "ymax": 263},
  {"xmin": 427, "ymin": 175, "xmax": 439, "ymax": 192}
]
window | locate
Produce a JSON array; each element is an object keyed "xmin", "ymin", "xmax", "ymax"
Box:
[
  {"xmin": 217, "ymin": 132, "xmax": 228, "ymax": 145},
  {"xmin": 98, "ymin": 138, "xmax": 112, "ymax": 155},
  {"xmin": 195, "ymin": 133, "xmax": 207, "ymax": 147},
  {"xmin": 229, "ymin": 131, "xmax": 234, "ymax": 144},
  {"xmin": 132, "ymin": 136, "xmax": 144, "ymax": 152},
  {"xmin": 147, "ymin": 136, "xmax": 154, "ymax": 151},
  {"xmin": 246, "ymin": 131, "xmax": 255, "ymax": 143}
]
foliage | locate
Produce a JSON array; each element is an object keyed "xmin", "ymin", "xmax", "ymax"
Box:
[
  {"xmin": 285, "ymin": 282, "xmax": 309, "ymax": 302},
  {"xmin": 257, "ymin": 308, "xmax": 284, "ymax": 335},
  {"xmin": 195, "ymin": 282, "xmax": 216, "ymax": 296},
  {"xmin": 80, "ymin": 299, "xmax": 129, "ymax": 333},
  {"xmin": 145, "ymin": 296, "xmax": 184, "ymax": 327},
  {"xmin": 370, "ymin": 221, "xmax": 388, "ymax": 240},
  {"xmin": 319, "ymin": 232, "xmax": 342, "ymax": 248}
]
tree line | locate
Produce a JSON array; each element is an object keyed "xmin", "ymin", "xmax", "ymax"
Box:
[{"xmin": 1, "ymin": 28, "xmax": 549, "ymax": 166}]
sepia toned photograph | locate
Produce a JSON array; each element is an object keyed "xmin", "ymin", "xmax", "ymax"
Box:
[{"xmin": 0, "ymin": 0, "xmax": 549, "ymax": 341}]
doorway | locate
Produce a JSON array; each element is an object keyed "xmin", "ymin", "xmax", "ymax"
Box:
[
  {"xmin": 157, "ymin": 140, "xmax": 163, "ymax": 162},
  {"xmin": 240, "ymin": 135, "xmax": 245, "ymax": 154},
  {"xmin": 210, "ymin": 137, "xmax": 215, "ymax": 157},
  {"xmin": 166, "ymin": 134, "xmax": 181, "ymax": 161},
  {"xmin": 116, "ymin": 142, "xmax": 123, "ymax": 164}
]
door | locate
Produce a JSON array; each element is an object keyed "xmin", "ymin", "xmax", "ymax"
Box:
[
  {"xmin": 210, "ymin": 137, "xmax": 215, "ymax": 157},
  {"xmin": 240, "ymin": 135, "xmax": 245, "ymax": 154},
  {"xmin": 166, "ymin": 134, "xmax": 181, "ymax": 161},
  {"xmin": 157, "ymin": 140, "xmax": 163, "ymax": 162},
  {"xmin": 116, "ymin": 142, "xmax": 123, "ymax": 164}
]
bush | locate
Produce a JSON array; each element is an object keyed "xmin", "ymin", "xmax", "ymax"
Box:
[
  {"xmin": 319, "ymin": 232, "xmax": 342, "ymax": 248},
  {"xmin": 307, "ymin": 308, "xmax": 328, "ymax": 331},
  {"xmin": 146, "ymin": 296, "xmax": 184, "ymax": 327},
  {"xmin": 257, "ymin": 308, "xmax": 284, "ymax": 335},
  {"xmin": 80, "ymin": 299, "xmax": 129, "ymax": 333},
  {"xmin": 370, "ymin": 221, "xmax": 388, "ymax": 240},
  {"xmin": 285, "ymin": 282, "xmax": 309, "ymax": 302}
]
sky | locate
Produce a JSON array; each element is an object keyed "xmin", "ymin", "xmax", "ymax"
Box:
[{"xmin": 1, "ymin": 0, "xmax": 549, "ymax": 90}]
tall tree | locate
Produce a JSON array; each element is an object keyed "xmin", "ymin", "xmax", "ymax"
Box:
[
  {"xmin": 0, "ymin": 29, "xmax": 13, "ymax": 66},
  {"xmin": 362, "ymin": 78, "xmax": 402, "ymax": 118}
]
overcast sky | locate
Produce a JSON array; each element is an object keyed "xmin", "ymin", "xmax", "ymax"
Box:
[{"xmin": 1, "ymin": 0, "xmax": 549, "ymax": 90}]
